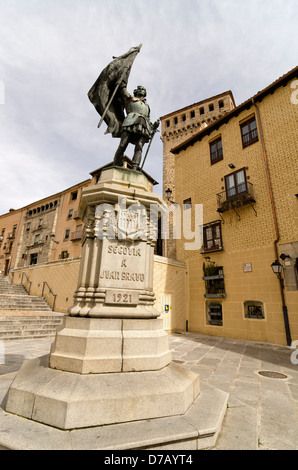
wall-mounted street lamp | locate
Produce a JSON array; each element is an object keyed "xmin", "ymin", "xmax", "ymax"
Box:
[
  {"xmin": 165, "ymin": 188, "xmax": 172, "ymax": 202},
  {"xmin": 271, "ymin": 259, "xmax": 283, "ymax": 277},
  {"xmin": 271, "ymin": 259, "xmax": 292, "ymax": 346},
  {"xmin": 228, "ymin": 163, "xmax": 235, "ymax": 169}
]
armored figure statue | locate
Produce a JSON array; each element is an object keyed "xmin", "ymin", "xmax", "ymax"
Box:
[
  {"xmin": 113, "ymin": 84, "xmax": 158, "ymax": 169},
  {"xmin": 88, "ymin": 45, "xmax": 159, "ymax": 171}
]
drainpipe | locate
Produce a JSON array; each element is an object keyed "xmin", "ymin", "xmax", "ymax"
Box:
[{"xmin": 253, "ymin": 98, "xmax": 292, "ymax": 346}]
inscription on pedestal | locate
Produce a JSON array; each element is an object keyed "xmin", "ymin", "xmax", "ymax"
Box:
[
  {"xmin": 105, "ymin": 290, "xmax": 139, "ymax": 305},
  {"xmin": 99, "ymin": 239, "xmax": 146, "ymax": 290}
]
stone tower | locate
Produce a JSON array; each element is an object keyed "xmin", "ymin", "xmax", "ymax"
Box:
[{"xmin": 160, "ymin": 91, "xmax": 236, "ymax": 258}]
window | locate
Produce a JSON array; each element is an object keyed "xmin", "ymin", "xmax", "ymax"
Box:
[
  {"xmin": 203, "ymin": 264, "xmax": 225, "ymax": 300},
  {"xmin": 203, "ymin": 222, "xmax": 223, "ymax": 252},
  {"xmin": 60, "ymin": 251, "xmax": 69, "ymax": 259},
  {"xmin": 38, "ymin": 219, "xmax": 43, "ymax": 228},
  {"xmin": 209, "ymin": 103, "xmax": 214, "ymax": 112},
  {"xmin": 34, "ymin": 234, "xmax": 40, "ymax": 244},
  {"xmin": 190, "ymin": 110, "xmax": 195, "ymax": 118},
  {"xmin": 71, "ymin": 191, "xmax": 78, "ymax": 201},
  {"xmin": 244, "ymin": 301, "xmax": 264, "ymax": 319},
  {"xmin": 166, "ymin": 120, "xmax": 170, "ymax": 127},
  {"xmin": 210, "ymin": 137, "xmax": 223, "ymax": 164},
  {"xmin": 67, "ymin": 209, "xmax": 73, "ymax": 219},
  {"xmin": 206, "ymin": 301, "xmax": 223, "ymax": 326},
  {"xmin": 219, "ymin": 100, "xmax": 224, "ymax": 109},
  {"xmin": 225, "ymin": 168, "xmax": 247, "ymax": 199},
  {"xmin": 199, "ymin": 107, "xmax": 204, "ymax": 115},
  {"xmin": 64, "ymin": 229, "xmax": 70, "ymax": 240},
  {"xmin": 30, "ymin": 253, "xmax": 38, "ymax": 265},
  {"xmin": 26, "ymin": 223, "xmax": 31, "ymax": 231},
  {"xmin": 182, "ymin": 114, "xmax": 186, "ymax": 121},
  {"xmin": 240, "ymin": 117, "xmax": 258, "ymax": 148},
  {"xmin": 174, "ymin": 117, "xmax": 178, "ymax": 125},
  {"xmin": 183, "ymin": 198, "xmax": 192, "ymax": 210}
]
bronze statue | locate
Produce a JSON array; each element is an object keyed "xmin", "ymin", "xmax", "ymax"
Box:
[{"xmin": 88, "ymin": 45, "xmax": 159, "ymax": 170}]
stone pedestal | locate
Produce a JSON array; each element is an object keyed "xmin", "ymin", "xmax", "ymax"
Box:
[
  {"xmin": 49, "ymin": 316, "xmax": 172, "ymax": 374},
  {"xmin": 68, "ymin": 167, "xmax": 162, "ymax": 319},
  {"xmin": 3, "ymin": 167, "xmax": 228, "ymax": 448}
]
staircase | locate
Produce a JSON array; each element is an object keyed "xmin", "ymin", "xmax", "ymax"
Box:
[{"xmin": 0, "ymin": 276, "xmax": 64, "ymax": 341}]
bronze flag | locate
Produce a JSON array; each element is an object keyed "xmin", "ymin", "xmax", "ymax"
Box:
[{"xmin": 88, "ymin": 44, "xmax": 142, "ymax": 138}]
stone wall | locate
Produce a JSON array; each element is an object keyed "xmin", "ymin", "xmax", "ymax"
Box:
[{"xmin": 10, "ymin": 255, "xmax": 187, "ymax": 332}]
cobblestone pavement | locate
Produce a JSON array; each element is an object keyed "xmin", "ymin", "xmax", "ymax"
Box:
[
  {"xmin": 169, "ymin": 332, "xmax": 298, "ymax": 450},
  {"xmin": 1, "ymin": 332, "xmax": 298, "ymax": 450}
]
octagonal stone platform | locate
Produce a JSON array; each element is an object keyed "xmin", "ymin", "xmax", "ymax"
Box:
[
  {"xmin": 5, "ymin": 353, "xmax": 199, "ymax": 430},
  {"xmin": 0, "ymin": 369, "xmax": 228, "ymax": 450}
]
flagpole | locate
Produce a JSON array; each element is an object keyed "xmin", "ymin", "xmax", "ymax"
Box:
[{"xmin": 140, "ymin": 120, "xmax": 160, "ymax": 170}]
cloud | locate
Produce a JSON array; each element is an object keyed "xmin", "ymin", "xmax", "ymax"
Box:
[{"xmin": 0, "ymin": 0, "xmax": 297, "ymax": 214}]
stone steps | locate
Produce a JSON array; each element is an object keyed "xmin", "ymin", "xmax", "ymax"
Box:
[
  {"xmin": 0, "ymin": 276, "xmax": 52, "ymax": 311},
  {"xmin": 0, "ymin": 287, "xmax": 27, "ymax": 294},
  {"xmin": 0, "ymin": 276, "xmax": 64, "ymax": 340},
  {"xmin": 0, "ymin": 295, "xmax": 52, "ymax": 311},
  {"xmin": 0, "ymin": 315, "xmax": 64, "ymax": 341}
]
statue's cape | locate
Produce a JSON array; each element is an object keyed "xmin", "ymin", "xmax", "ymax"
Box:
[{"xmin": 88, "ymin": 45, "xmax": 142, "ymax": 138}]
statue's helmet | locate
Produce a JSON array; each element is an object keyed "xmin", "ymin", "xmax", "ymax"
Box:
[{"xmin": 134, "ymin": 85, "xmax": 147, "ymax": 97}]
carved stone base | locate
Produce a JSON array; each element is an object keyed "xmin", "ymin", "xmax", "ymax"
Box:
[
  {"xmin": 68, "ymin": 286, "xmax": 159, "ymax": 319},
  {"xmin": 67, "ymin": 167, "xmax": 165, "ymax": 319},
  {"xmin": 49, "ymin": 316, "xmax": 172, "ymax": 374}
]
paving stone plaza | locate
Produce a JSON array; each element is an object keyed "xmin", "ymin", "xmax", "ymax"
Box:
[{"xmin": 1, "ymin": 332, "xmax": 297, "ymax": 450}]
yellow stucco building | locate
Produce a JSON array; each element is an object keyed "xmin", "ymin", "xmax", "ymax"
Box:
[{"xmin": 166, "ymin": 65, "xmax": 298, "ymax": 346}]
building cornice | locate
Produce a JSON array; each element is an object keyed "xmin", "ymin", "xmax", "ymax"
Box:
[{"xmin": 171, "ymin": 65, "xmax": 298, "ymax": 155}]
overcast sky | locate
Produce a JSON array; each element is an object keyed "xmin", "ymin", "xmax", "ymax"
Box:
[{"xmin": 0, "ymin": 0, "xmax": 297, "ymax": 215}]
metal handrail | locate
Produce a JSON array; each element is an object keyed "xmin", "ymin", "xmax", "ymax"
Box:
[
  {"xmin": 217, "ymin": 182, "xmax": 255, "ymax": 207},
  {"xmin": 41, "ymin": 281, "xmax": 57, "ymax": 311},
  {"xmin": 21, "ymin": 272, "xmax": 32, "ymax": 295}
]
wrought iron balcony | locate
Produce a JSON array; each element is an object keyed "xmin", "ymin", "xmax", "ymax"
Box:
[{"xmin": 217, "ymin": 182, "xmax": 256, "ymax": 214}]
